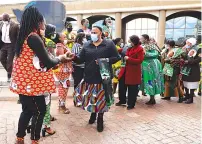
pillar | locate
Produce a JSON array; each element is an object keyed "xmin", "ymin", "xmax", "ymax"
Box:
[
  {"xmin": 157, "ymin": 10, "xmax": 166, "ymax": 48},
  {"xmin": 77, "ymin": 14, "xmax": 83, "ymax": 29},
  {"xmin": 115, "ymin": 13, "xmax": 122, "ymax": 38}
]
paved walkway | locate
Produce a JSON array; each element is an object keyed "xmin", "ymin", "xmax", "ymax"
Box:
[{"xmin": 0, "ymin": 92, "xmax": 201, "ymax": 144}]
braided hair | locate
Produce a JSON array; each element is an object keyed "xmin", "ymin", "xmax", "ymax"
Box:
[
  {"xmin": 45, "ymin": 24, "xmax": 56, "ymax": 39},
  {"xmin": 15, "ymin": 6, "xmax": 44, "ymax": 57}
]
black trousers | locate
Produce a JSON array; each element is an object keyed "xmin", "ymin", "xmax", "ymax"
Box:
[
  {"xmin": 0, "ymin": 43, "xmax": 15, "ymax": 78},
  {"xmin": 118, "ymin": 74, "xmax": 139, "ymax": 107},
  {"xmin": 17, "ymin": 95, "xmax": 46, "ymax": 140},
  {"xmin": 72, "ymin": 65, "xmax": 84, "ymax": 89}
]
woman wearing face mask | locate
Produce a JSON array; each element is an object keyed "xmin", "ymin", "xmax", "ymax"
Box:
[
  {"xmin": 116, "ymin": 35, "xmax": 144, "ymax": 109},
  {"xmin": 162, "ymin": 40, "xmax": 185, "ymax": 103},
  {"xmin": 112, "ymin": 38, "xmax": 124, "ymax": 94},
  {"xmin": 71, "ymin": 32, "xmax": 86, "ymax": 90},
  {"xmin": 77, "ymin": 19, "xmax": 91, "ymax": 40},
  {"xmin": 53, "ymin": 33, "xmax": 74, "ymax": 114},
  {"xmin": 63, "ymin": 22, "xmax": 76, "ymax": 50},
  {"xmin": 11, "ymin": 7, "xmax": 71, "ymax": 144},
  {"xmin": 44, "ymin": 24, "xmax": 57, "ymax": 56},
  {"xmin": 181, "ymin": 38, "xmax": 201, "ymax": 104},
  {"xmin": 73, "ymin": 26, "xmax": 120, "ymax": 132},
  {"xmin": 140, "ymin": 34, "xmax": 164, "ymax": 105}
]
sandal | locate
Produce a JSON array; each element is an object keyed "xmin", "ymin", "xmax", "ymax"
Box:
[
  {"xmin": 42, "ymin": 127, "xmax": 56, "ymax": 137},
  {"xmin": 31, "ymin": 140, "xmax": 39, "ymax": 144},
  {"xmin": 50, "ymin": 115, "xmax": 57, "ymax": 121},
  {"xmin": 15, "ymin": 137, "xmax": 24, "ymax": 144},
  {"xmin": 59, "ymin": 106, "xmax": 70, "ymax": 114}
]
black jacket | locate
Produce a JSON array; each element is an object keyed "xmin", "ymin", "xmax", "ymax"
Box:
[
  {"xmin": 182, "ymin": 48, "xmax": 201, "ymax": 82},
  {"xmin": 75, "ymin": 39, "xmax": 121, "ymax": 84}
]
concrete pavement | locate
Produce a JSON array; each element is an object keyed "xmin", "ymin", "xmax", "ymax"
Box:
[{"xmin": 0, "ymin": 95, "xmax": 201, "ymax": 144}]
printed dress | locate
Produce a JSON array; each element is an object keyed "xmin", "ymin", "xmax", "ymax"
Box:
[
  {"xmin": 141, "ymin": 43, "xmax": 164, "ymax": 96},
  {"xmin": 10, "ymin": 32, "xmax": 56, "ymax": 96},
  {"xmin": 73, "ymin": 80, "xmax": 109, "ymax": 113},
  {"xmin": 54, "ymin": 43, "xmax": 73, "ymax": 106}
]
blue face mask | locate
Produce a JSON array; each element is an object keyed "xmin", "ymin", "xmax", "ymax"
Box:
[
  {"xmin": 91, "ymin": 34, "xmax": 98, "ymax": 42},
  {"xmin": 85, "ymin": 23, "xmax": 89, "ymax": 28},
  {"xmin": 185, "ymin": 45, "xmax": 191, "ymax": 49}
]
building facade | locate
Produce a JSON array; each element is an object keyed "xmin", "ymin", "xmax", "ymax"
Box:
[{"xmin": 0, "ymin": 0, "xmax": 201, "ymax": 47}]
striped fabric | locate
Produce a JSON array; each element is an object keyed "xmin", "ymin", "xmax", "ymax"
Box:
[{"xmin": 72, "ymin": 43, "xmax": 85, "ymax": 68}]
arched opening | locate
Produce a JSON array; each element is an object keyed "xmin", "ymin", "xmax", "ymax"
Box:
[
  {"xmin": 122, "ymin": 13, "xmax": 158, "ymax": 42},
  {"xmin": 165, "ymin": 11, "xmax": 201, "ymax": 46}
]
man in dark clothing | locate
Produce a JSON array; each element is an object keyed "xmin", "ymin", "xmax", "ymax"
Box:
[{"xmin": 0, "ymin": 13, "xmax": 19, "ymax": 81}]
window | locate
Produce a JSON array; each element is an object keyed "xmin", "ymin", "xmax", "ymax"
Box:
[
  {"xmin": 126, "ymin": 18, "xmax": 158, "ymax": 41},
  {"xmin": 165, "ymin": 16, "xmax": 201, "ymax": 45}
]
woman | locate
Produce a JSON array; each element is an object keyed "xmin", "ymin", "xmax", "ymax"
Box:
[
  {"xmin": 140, "ymin": 34, "xmax": 164, "ymax": 105},
  {"xmin": 182, "ymin": 38, "xmax": 201, "ymax": 104},
  {"xmin": 54, "ymin": 33, "xmax": 73, "ymax": 114},
  {"xmin": 63, "ymin": 22, "xmax": 76, "ymax": 50},
  {"xmin": 73, "ymin": 26, "xmax": 120, "ymax": 132},
  {"xmin": 41, "ymin": 24, "xmax": 57, "ymax": 137},
  {"xmin": 162, "ymin": 40, "xmax": 184, "ymax": 102},
  {"xmin": 45, "ymin": 24, "xmax": 57, "ymax": 56},
  {"xmin": 112, "ymin": 38, "xmax": 123, "ymax": 94},
  {"xmin": 116, "ymin": 35, "xmax": 144, "ymax": 109},
  {"xmin": 11, "ymin": 7, "xmax": 70, "ymax": 144},
  {"xmin": 71, "ymin": 32, "xmax": 86, "ymax": 89}
]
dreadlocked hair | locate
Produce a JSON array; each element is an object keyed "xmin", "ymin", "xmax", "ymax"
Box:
[{"xmin": 15, "ymin": 6, "xmax": 44, "ymax": 57}]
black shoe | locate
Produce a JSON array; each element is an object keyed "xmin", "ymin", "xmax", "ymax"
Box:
[
  {"xmin": 89, "ymin": 113, "xmax": 96, "ymax": 124},
  {"xmin": 26, "ymin": 125, "xmax": 31, "ymax": 133},
  {"xmin": 146, "ymin": 99, "xmax": 156, "ymax": 105},
  {"xmin": 97, "ymin": 114, "xmax": 104, "ymax": 132},
  {"xmin": 178, "ymin": 97, "xmax": 183, "ymax": 103},
  {"xmin": 198, "ymin": 92, "xmax": 201, "ymax": 96},
  {"xmin": 185, "ymin": 98, "xmax": 193, "ymax": 104},
  {"xmin": 161, "ymin": 97, "xmax": 171, "ymax": 100},
  {"xmin": 115, "ymin": 101, "xmax": 126, "ymax": 106},
  {"xmin": 127, "ymin": 106, "xmax": 134, "ymax": 110}
]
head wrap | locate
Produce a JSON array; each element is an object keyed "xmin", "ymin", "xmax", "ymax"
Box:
[{"xmin": 187, "ymin": 38, "xmax": 197, "ymax": 46}]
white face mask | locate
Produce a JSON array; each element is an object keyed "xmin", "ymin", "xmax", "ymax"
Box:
[
  {"xmin": 128, "ymin": 43, "xmax": 132, "ymax": 48},
  {"xmin": 3, "ymin": 21, "xmax": 9, "ymax": 25},
  {"xmin": 82, "ymin": 38, "xmax": 87, "ymax": 44},
  {"xmin": 64, "ymin": 40, "xmax": 68, "ymax": 45},
  {"xmin": 120, "ymin": 43, "xmax": 124, "ymax": 48}
]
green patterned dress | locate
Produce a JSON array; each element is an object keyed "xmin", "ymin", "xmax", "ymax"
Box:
[{"xmin": 141, "ymin": 43, "xmax": 164, "ymax": 96}]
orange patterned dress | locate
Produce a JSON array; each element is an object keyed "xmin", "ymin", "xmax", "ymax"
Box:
[
  {"xmin": 10, "ymin": 32, "xmax": 56, "ymax": 96},
  {"xmin": 54, "ymin": 43, "xmax": 73, "ymax": 106}
]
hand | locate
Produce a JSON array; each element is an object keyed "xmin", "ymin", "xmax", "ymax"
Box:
[
  {"xmin": 95, "ymin": 60, "xmax": 98, "ymax": 65},
  {"xmin": 66, "ymin": 52, "xmax": 75, "ymax": 59},
  {"xmin": 58, "ymin": 54, "xmax": 73, "ymax": 63},
  {"xmin": 124, "ymin": 56, "xmax": 129, "ymax": 61}
]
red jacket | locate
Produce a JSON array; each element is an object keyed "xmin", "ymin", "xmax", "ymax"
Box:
[{"xmin": 118, "ymin": 45, "xmax": 144, "ymax": 85}]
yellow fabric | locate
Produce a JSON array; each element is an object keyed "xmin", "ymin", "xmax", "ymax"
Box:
[
  {"xmin": 63, "ymin": 31, "xmax": 75, "ymax": 50},
  {"xmin": 112, "ymin": 45, "xmax": 121, "ymax": 83}
]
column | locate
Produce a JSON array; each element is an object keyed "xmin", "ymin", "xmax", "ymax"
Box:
[
  {"xmin": 77, "ymin": 14, "xmax": 83, "ymax": 29},
  {"xmin": 115, "ymin": 12, "xmax": 122, "ymax": 38},
  {"xmin": 157, "ymin": 10, "xmax": 166, "ymax": 48}
]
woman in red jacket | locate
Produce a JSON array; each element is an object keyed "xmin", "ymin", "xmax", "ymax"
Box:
[{"xmin": 116, "ymin": 35, "xmax": 144, "ymax": 110}]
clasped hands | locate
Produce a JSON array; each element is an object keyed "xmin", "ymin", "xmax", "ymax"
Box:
[{"xmin": 58, "ymin": 51, "xmax": 75, "ymax": 63}]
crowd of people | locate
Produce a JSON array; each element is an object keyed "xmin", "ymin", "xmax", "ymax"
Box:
[{"xmin": 0, "ymin": 6, "xmax": 201, "ymax": 144}]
